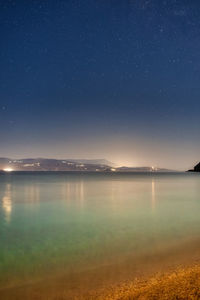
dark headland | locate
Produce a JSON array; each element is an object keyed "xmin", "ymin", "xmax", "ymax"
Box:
[{"xmin": 188, "ymin": 162, "xmax": 200, "ymax": 172}]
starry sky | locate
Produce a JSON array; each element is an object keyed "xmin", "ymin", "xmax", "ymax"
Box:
[{"xmin": 1, "ymin": 0, "xmax": 200, "ymax": 170}]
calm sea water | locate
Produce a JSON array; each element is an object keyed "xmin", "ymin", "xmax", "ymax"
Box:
[{"xmin": 0, "ymin": 172, "xmax": 200, "ymax": 290}]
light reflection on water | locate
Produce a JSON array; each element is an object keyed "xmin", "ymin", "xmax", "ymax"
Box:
[
  {"xmin": 2, "ymin": 183, "xmax": 12, "ymax": 224},
  {"xmin": 0, "ymin": 172, "xmax": 200, "ymax": 289},
  {"xmin": 151, "ymin": 179, "xmax": 156, "ymax": 211}
]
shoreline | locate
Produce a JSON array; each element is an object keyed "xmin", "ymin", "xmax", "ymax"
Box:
[
  {"xmin": 92, "ymin": 264, "xmax": 200, "ymax": 300},
  {"xmin": 1, "ymin": 263, "xmax": 200, "ymax": 299},
  {"xmin": 1, "ymin": 244, "xmax": 200, "ymax": 300}
]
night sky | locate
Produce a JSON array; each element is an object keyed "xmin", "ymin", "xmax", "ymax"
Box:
[{"xmin": 1, "ymin": 0, "xmax": 200, "ymax": 170}]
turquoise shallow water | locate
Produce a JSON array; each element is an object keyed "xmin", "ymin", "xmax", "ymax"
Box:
[{"xmin": 0, "ymin": 172, "xmax": 200, "ymax": 288}]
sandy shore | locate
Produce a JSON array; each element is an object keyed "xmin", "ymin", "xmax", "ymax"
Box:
[{"xmin": 92, "ymin": 265, "xmax": 200, "ymax": 300}]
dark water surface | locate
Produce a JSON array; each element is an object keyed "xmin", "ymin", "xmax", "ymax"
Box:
[{"xmin": 0, "ymin": 172, "xmax": 200, "ymax": 297}]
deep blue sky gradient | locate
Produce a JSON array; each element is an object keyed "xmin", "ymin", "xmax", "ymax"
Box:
[{"xmin": 1, "ymin": 0, "xmax": 200, "ymax": 169}]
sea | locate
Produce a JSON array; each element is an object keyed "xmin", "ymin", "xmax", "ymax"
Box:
[{"xmin": 0, "ymin": 171, "xmax": 200, "ymax": 298}]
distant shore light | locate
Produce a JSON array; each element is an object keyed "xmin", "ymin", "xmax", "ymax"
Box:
[{"xmin": 3, "ymin": 168, "xmax": 13, "ymax": 172}]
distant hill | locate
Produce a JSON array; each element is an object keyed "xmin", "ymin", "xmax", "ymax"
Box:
[
  {"xmin": 0, "ymin": 157, "xmax": 114, "ymax": 172},
  {"xmin": 0, "ymin": 158, "xmax": 176, "ymax": 172},
  {"xmin": 66, "ymin": 159, "xmax": 115, "ymax": 167},
  {"xmin": 116, "ymin": 166, "xmax": 176, "ymax": 172}
]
